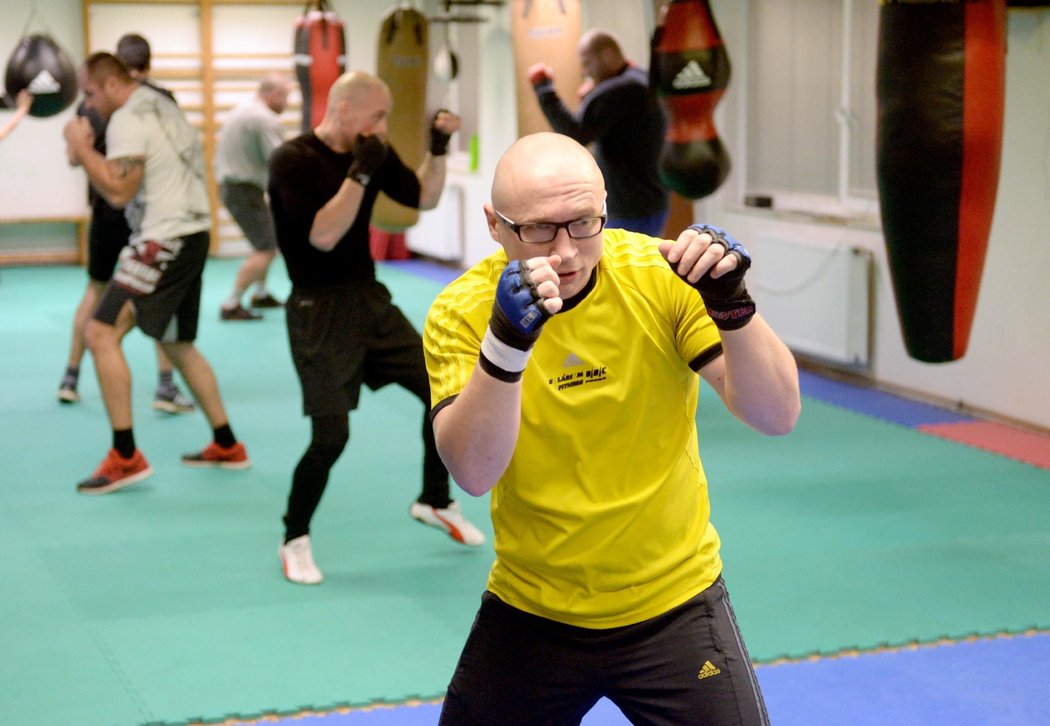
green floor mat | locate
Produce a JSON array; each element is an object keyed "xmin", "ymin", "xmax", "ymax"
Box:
[{"xmin": 1, "ymin": 261, "xmax": 1047, "ymax": 725}]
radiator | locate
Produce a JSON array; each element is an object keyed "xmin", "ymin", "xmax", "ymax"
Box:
[{"xmin": 746, "ymin": 234, "xmax": 872, "ymax": 368}]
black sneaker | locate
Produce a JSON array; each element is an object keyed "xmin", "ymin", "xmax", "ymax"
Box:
[
  {"xmin": 220, "ymin": 305, "xmax": 263, "ymax": 321},
  {"xmin": 58, "ymin": 378, "xmax": 80, "ymax": 404},
  {"xmin": 250, "ymin": 293, "xmax": 284, "ymax": 308}
]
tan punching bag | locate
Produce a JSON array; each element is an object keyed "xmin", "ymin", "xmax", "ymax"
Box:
[
  {"xmin": 511, "ymin": 0, "xmax": 583, "ymax": 137},
  {"xmin": 374, "ymin": 5, "xmax": 429, "ymax": 232}
]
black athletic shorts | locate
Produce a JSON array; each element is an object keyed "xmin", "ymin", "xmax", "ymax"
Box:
[
  {"xmin": 220, "ymin": 181, "xmax": 278, "ymax": 252},
  {"xmin": 439, "ymin": 578, "xmax": 770, "ymax": 726},
  {"xmin": 286, "ymin": 279, "xmax": 428, "ymax": 417},
  {"xmin": 86, "ymin": 200, "xmax": 131, "ymax": 283},
  {"xmin": 93, "ymin": 230, "xmax": 209, "ymax": 343}
]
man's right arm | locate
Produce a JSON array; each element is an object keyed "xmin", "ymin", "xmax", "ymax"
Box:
[
  {"xmin": 307, "ymin": 134, "xmax": 388, "ymax": 251},
  {"xmin": 432, "ymin": 255, "xmax": 563, "ymax": 495}
]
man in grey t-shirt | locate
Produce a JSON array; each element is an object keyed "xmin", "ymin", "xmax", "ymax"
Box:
[{"xmin": 215, "ymin": 74, "xmax": 291, "ymax": 320}]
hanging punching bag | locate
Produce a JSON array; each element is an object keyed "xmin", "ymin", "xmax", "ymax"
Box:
[
  {"xmin": 510, "ymin": 0, "xmax": 583, "ymax": 138},
  {"xmin": 876, "ymin": 0, "xmax": 1006, "ymax": 363},
  {"xmin": 294, "ymin": 0, "xmax": 346, "ymax": 133},
  {"xmin": 4, "ymin": 33, "xmax": 77, "ymax": 118},
  {"xmin": 373, "ymin": 6, "xmax": 429, "ymax": 232},
  {"xmin": 649, "ymin": 0, "xmax": 731, "ymax": 200}
]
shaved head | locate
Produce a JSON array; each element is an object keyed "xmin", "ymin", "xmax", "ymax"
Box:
[
  {"xmin": 315, "ymin": 70, "xmax": 392, "ymax": 152},
  {"xmin": 327, "ymin": 71, "xmax": 390, "ymax": 111},
  {"xmin": 487, "ymin": 133, "xmax": 607, "ymax": 300},
  {"xmin": 492, "ymin": 133, "xmax": 605, "ymax": 216},
  {"xmin": 577, "ymin": 28, "xmax": 627, "ymax": 83},
  {"xmin": 578, "ymin": 29, "xmax": 624, "ymax": 59}
]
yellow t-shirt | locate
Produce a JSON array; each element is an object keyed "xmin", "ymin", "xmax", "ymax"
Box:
[{"xmin": 424, "ymin": 229, "xmax": 724, "ymax": 628}]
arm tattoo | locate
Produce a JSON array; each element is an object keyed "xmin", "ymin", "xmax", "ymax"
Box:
[{"xmin": 114, "ymin": 157, "xmax": 144, "ymax": 179}]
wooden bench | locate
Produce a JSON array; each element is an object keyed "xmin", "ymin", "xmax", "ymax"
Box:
[{"xmin": 0, "ymin": 216, "xmax": 89, "ymax": 266}]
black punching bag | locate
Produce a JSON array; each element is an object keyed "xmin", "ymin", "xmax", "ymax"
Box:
[
  {"xmin": 876, "ymin": 0, "xmax": 1006, "ymax": 362},
  {"xmin": 649, "ymin": 0, "xmax": 731, "ymax": 200},
  {"xmin": 294, "ymin": 0, "xmax": 346, "ymax": 132},
  {"xmin": 4, "ymin": 33, "xmax": 78, "ymax": 117}
]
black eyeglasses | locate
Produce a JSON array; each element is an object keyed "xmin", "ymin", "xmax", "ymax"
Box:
[{"xmin": 493, "ymin": 206, "xmax": 607, "ymax": 245}]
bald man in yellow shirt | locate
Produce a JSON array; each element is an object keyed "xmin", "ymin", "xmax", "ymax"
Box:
[{"xmin": 424, "ymin": 132, "xmax": 800, "ymax": 725}]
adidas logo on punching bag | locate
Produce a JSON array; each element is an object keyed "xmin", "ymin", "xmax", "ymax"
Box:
[
  {"xmin": 4, "ymin": 33, "xmax": 78, "ymax": 118},
  {"xmin": 671, "ymin": 60, "xmax": 712, "ymax": 91},
  {"xmin": 649, "ymin": 0, "xmax": 731, "ymax": 200},
  {"xmin": 26, "ymin": 69, "xmax": 62, "ymax": 95}
]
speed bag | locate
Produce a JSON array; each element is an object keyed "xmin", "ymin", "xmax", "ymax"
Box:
[
  {"xmin": 294, "ymin": 1, "xmax": 346, "ymax": 132},
  {"xmin": 876, "ymin": 0, "xmax": 1006, "ymax": 363},
  {"xmin": 649, "ymin": 0, "xmax": 731, "ymax": 200},
  {"xmin": 4, "ymin": 33, "xmax": 77, "ymax": 118}
]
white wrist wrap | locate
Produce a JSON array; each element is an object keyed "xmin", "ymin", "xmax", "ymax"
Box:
[{"xmin": 481, "ymin": 326, "xmax": 532, "ymax": 374}]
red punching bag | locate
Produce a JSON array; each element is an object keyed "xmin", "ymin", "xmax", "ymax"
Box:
[
  {"xmin": 649, "ymin": 0, "xmax": 731, "ymax": 200},
  {"xmin": 876, "ymin": 0, "xmax": 1006, "ymax": 363},
  {"xmin": 294, "ymin": 0, "xmax": 346, "ymax": 132}
]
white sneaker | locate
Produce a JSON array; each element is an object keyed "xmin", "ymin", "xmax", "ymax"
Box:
[
  {"xmin": 279, "ymin": 535, "xmax": 324, "ymax": 585},
  {"xmin": 409, "ymin": 500, "xmax": 485, "ymax": 547}
]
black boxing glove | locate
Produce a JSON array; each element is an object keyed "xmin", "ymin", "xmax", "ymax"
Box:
[
  {"xmin": 677, "ymin": 224, "xmax": 756, "ymax": 331},
  {"xmin": 479, "ymin": 260, "xmax": 553, "ymax": 383},
  {"xmin": 429, "ymin": 109, "xmax": 453, "ymax": 156},
  {"xmin": 347, "ymin": 134, "xmax": 388, "ymax": 187}
]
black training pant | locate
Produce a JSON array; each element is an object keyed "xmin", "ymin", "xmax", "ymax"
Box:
[{"xmin": 440, "ymin": 579, "xmax": 769, "ymax": 726}]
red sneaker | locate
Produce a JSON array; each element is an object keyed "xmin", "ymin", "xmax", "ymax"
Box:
[
  {"xmin": 181, "ymin": 441, "xmax": 251, "ymax": 469},
  {"xmin": 77, "ymin": 449, "xmax": 153, "ymax": 495}
]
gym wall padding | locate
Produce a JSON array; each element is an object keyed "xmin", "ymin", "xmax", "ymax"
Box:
[{"xmin": 875, "ymin": 0, "xmax": 1007, "ymax": 363}]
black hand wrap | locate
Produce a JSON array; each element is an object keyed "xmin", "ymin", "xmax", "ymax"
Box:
[
  {"xmin": 429, "ymin": 109, "xmax": 453, "ymax": 156},
  {"xmin": 347, "ymin": 134, "xmax": 388, "ymax": 187},
  {"xmin": 679, "ymin": 224, "xmax": 757, "ymax": 331}
]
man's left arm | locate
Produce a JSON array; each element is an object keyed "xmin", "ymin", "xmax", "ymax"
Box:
[
  {"xmin": 416, "ymin": 109, "xmax": 459, "ymax": 210},
  {"xmin": 63, "ymin": 115, "xmax": 143, "ymax": 208},
  {"xmin": 662, "ymin": 225, "xmax": 801, "ymax": 436}
]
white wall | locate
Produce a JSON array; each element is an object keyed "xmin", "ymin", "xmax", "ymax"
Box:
[
  {"xmin": 700, "ymin": 3, "xmax": 1050, "ymax": 431},
  {"xmin": 0, "ymin": 0, "xmax": 87, "ymax": 252},
  {"xmin": 3, "ymin": 2, "xmax": 1048, "ymax": 430}
]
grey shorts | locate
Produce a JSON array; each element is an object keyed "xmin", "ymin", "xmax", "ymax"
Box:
[
  {"xmin": 220, "ymin": 181, "xmax": 277, "ymax": 252},
  {"xmin": 93, "ymin": 230, "xmax": 209, "ymax": 343}
]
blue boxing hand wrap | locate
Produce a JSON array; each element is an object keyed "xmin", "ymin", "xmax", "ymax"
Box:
[
  {"xmin": 678, "ymin": 224, "xmax": 757, "ymax": 331},
  {"xmin": 479, "ymin": 260, "xmax": 552, "ymax": 382}
]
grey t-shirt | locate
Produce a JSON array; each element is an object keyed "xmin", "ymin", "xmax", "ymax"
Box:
[
  {"xmin": 106, "ymin": 85, "xmax": 210, "ymax": 242},
  {"xmin": 214, "ymin": 96, "xmax": 285, "ymax": 189}
]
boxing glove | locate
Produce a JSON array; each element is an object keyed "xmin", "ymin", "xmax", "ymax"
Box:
[
  {"xmin": 479, "ymin": 260, "xmax": 553, "ymax": 382},
  {"xmin": 346, "ymin": 134, "xmax": 388, "ymax": 187},
  {"xmin": 670, "ymin": 224, "xmax": 755, "ymax": 330}
]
